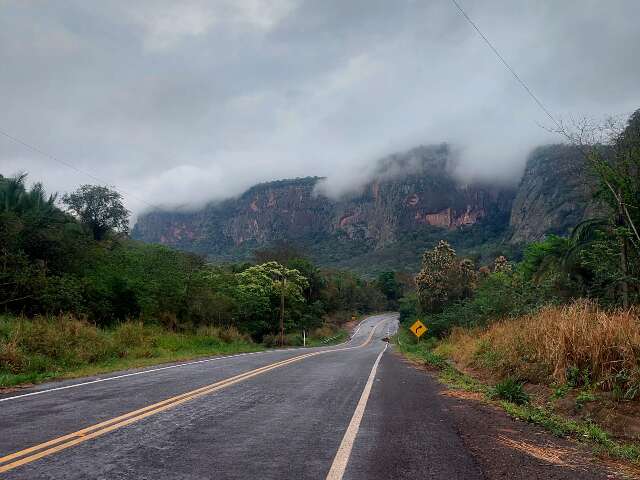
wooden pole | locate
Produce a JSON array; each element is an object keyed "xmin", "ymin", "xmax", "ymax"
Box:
[{"xmin": 280, "ymin": 275, "xmax": 286, "ymax": 346}]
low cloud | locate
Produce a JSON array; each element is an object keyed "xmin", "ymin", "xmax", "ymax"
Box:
[{"xmin": 1, "ymin": 0, "xmax": 638, "ymax": 217}]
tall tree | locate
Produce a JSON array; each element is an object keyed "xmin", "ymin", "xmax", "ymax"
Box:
[
  {"xmin": 62, "ymin": 185, "xmax": 129, "ymax": 241},
  {"xmin": 376, "ymin": 271, "xmax": 401, "ymax": 305},
  {"xmin": 558, "ymin": 110, "xmax": 640, "ymax": 306},
  {"xmin": 415, "ymin": 240, "xmax": 476, "ymax": 314}
]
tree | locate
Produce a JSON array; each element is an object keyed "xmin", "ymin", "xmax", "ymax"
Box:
[
  {"xmin": 376, "ymin": 271, "xmax": 402, "ymax": 307},
  {"xmin": 62, "ymin": 185, "xmax": 129, "ymax": 241},
  {"xmin": 234, "ymin": 261, "xmax": 308, "ymax": 339},
  {"xmin": 557, "ymin": 110, "xmax": 640, "ymax": 306},
  {"xmin": 415, "ymin": 240, "xmax": 476, "ymax": 314},
  {"xmin": 0, "ymin": 173, "xmax": 57, "ymax": 215}
]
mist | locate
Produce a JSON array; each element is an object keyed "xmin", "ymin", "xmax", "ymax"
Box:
[{"xmin": 1, "ymin": 0, "xmax": 639, "ymax": 217}]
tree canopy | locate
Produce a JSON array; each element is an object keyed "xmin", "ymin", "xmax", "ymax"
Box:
[{"xmin": 62, "ymin": 185, "xmax": 129, "ymax": 241}]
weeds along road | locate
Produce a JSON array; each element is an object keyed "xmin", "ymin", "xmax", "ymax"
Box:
[{"xmin": 0, "ymin": 313, "xmax": 480, "ymax": 479}]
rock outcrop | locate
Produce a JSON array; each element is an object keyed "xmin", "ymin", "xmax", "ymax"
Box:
[{"xmin": 508, "ymin": 145, "xmax": 600, "ymax": 243}]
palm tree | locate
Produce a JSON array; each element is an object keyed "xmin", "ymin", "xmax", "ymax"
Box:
[{"xmin": 0, "ymin": 173, "xmax": 57, "ymax": 215}]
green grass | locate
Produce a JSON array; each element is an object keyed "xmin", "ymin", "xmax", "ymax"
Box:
[
  {"xmin": 393, "ymin": 326, "xmax": 640, "ymax": 465},
  {"xmin": 3, "ymin": 341, "xmax": 264, "ymax": 388},
  {"xmin": 0, "ymin": 314, "xmax": 353, "ymax": 389},
  {"xmin": 490, "ymin": 378, "xmax": 530, "ymax": 405},
  {"xmin": 0, "ymin": 315, "xmax": 263, "ymax": 388}
]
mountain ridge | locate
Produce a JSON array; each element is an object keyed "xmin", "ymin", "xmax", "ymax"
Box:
[{"xmin": 132, "ymin": 144, "xmax": 597, "ymax": 273}]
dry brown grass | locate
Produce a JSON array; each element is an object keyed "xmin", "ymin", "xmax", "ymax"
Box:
[{"xmin": 441, "ymin": 300, "xmax": 640, "ymax": 394}]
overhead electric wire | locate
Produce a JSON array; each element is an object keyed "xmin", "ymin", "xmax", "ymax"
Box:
[
  {"xmin": 0, "ymin": 128, "xmax": 161, "ymax": 210},
  {"xmin": 4, "ymin": 0, "xmax": 563, "ymax": 211},
  {"xmin": 449, "ymin": 0, "xmax": 562, "ymax": 130}
]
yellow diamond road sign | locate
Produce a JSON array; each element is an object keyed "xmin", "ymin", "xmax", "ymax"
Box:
[{"xmin": 409, "ymin": 320, "xmax": 427, "ymax": 338}]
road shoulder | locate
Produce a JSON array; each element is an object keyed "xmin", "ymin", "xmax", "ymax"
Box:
[
  {"xmin": 343, "ymin": 348, "xmax": 484, "ymax": 479},
  {"xmin": 392, "ymin": 350, "xmax": 633, "ymax": 479}
]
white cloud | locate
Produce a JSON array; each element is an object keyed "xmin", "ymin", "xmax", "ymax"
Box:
[{"xmin": 0, "ymin": 0, "xmax": 639, "ymax": 215}]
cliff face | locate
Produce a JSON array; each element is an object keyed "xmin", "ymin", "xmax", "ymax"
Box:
[
  {"xmin": 132, "ymin": 143, "xmax": 599, "ymax": 270},
  {"xmin": 508, "ymin": 145, "xmax": 601, "ymax": 243},
  {"xmin": 133, "ymin": 145, "xmax": 514, "ymax": 258}
]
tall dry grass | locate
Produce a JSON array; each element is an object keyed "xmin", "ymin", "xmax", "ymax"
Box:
[{"xmin": 442, "ymin": 300, "xmax": 640, "ymax": 395}]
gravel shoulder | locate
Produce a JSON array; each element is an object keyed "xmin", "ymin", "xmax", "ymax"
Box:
[{"xmin": 394, "ymin": 350, "xmax": 638, "ymax": 479}]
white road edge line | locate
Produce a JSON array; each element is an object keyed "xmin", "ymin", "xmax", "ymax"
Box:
[
  {"xmin": 0, "ymin": 316, "xmax": 376, "ymax": 403},
  {"xmin": 325, "ymin": 342, "xmax": 388, "ymax": 480}
]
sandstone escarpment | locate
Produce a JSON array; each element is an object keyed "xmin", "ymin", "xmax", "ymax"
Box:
[{"xmin": 132, "ymin": 143, "xmax": 596, "ymax": 270}]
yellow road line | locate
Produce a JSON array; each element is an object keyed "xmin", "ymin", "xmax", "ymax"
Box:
[{"xmin": 0, "ymin": 319, "xmax": 386, "ymax": 474}]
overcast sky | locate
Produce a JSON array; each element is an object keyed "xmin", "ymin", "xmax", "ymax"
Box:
[{"xmin": 1, "ymin": 0, "xmax": 639, "ymax": 216}]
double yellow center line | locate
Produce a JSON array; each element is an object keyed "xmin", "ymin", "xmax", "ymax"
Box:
[{"xmin": 0, "ymin": 320, "xmax": 383, "ymax": 473}]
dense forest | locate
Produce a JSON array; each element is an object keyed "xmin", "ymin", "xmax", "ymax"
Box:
[{"xmin": 0, "ymin": 176, "xmax": 403, "ymax": 385}]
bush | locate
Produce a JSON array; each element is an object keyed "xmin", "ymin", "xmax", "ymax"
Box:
[
  {"xmin": 0, "ymin": 314, "xmax": 114, "ymax": 374},
  {"xmin": 491, "ymin": 378, "xmax": 529, "ymax": 405},
  {"xmin": 112, "ymin": 321, "xmax": 156, "ymax": 356},
  {"xmin": 398, "ymin": 293, "xmax": 419, "ymax": 324}
]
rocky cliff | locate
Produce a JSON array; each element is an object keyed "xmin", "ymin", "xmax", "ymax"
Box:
[
  {"xmin": 508, "ymin": 145, "xmax": 600, "ymax": 243},
  {"xmin": 132, "ymin": 143, "xmax": 598, "ymax": 272}
]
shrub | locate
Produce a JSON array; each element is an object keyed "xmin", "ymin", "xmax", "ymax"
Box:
[
  {"xmin": 218, "ymin": 326, "xmax": 249, "ymax": 344},
  {"xmin": 491, "ymin": 378, "xmax": 529, "ymax": 405},
  {"xmin": 0, "ymin": 314, "xmax": 113, "ymax": 373},
  {"xmin": 112, "ymin": 321, "xmax": 155, "ymax": 352},
  {"xmin": 398, "ymin": 293, "xmax": 419, "ymax": 324}
]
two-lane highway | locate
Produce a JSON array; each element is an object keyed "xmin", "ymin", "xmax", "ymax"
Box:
[{"xmin": 0, "ymin": 314, "xmax": 483, "ymax": 479}]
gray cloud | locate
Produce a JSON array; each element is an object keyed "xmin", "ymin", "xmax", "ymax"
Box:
[{"xmin": 1, "ymin": 0, "xmax": 639, "ymax": 217}]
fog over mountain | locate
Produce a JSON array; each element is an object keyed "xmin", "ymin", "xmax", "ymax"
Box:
[{"xmin": 1, "ymin": 1, "xmax": 639, "ymax": 215}]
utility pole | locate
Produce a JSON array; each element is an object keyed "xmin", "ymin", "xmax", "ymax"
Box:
[{"xmin": 280, "ymin": 274, "xmax": 286, "ymax": 346}]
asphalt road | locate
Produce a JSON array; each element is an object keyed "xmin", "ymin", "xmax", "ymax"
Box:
[{"xmin": 0, "ymin": 313, "xmax": 484, "ymax": 479}]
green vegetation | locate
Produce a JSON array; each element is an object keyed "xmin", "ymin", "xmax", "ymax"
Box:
[
  {"xmin": 489, "ymin": 378, "xmax": 529, "ymax": 405},
  {"xmin": 305, "ymin": 212, "xmax": 517, "ymax": 276},
  {"xmin": 0, "ymin": 314, "xmax": 260, "ymax": 387},
  {"xmin": 394, "ymin": 109, "xmax": 640, "ymax": 467},
  {"xmin": 0, "ymin": 175, "xmax": 389, "ymax": 386}
]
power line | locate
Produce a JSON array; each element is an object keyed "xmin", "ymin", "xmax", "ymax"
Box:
[
  {"xmin": 0, "ymin": 128, "xmax": 160, "ymax": 210},
  {"xmin": 449, "ymin": 0, "xmax": 562, "ymax": 130}
]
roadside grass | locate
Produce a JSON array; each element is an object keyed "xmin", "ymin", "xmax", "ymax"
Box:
[
  {"xmin": 0, "ymin": 314, "xmax": 263, "ymax": 388},
  {"xmin": 442, "ymin": 300, "xmax": 640, "ymax": 397},
  {"xmin": 392, "ymin": 326, "xmax": 640, "ymax": 465},
  {"xmin": 261, "ymin": 326, "xmax": 350, "ymax": 348},
  {"xmin": 0, "ymin": 314, "xmax": 353, "ymax": 389},
  {"xmin": 303, "ymin": 329, "xmax": 349, "ymax": 347}
]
